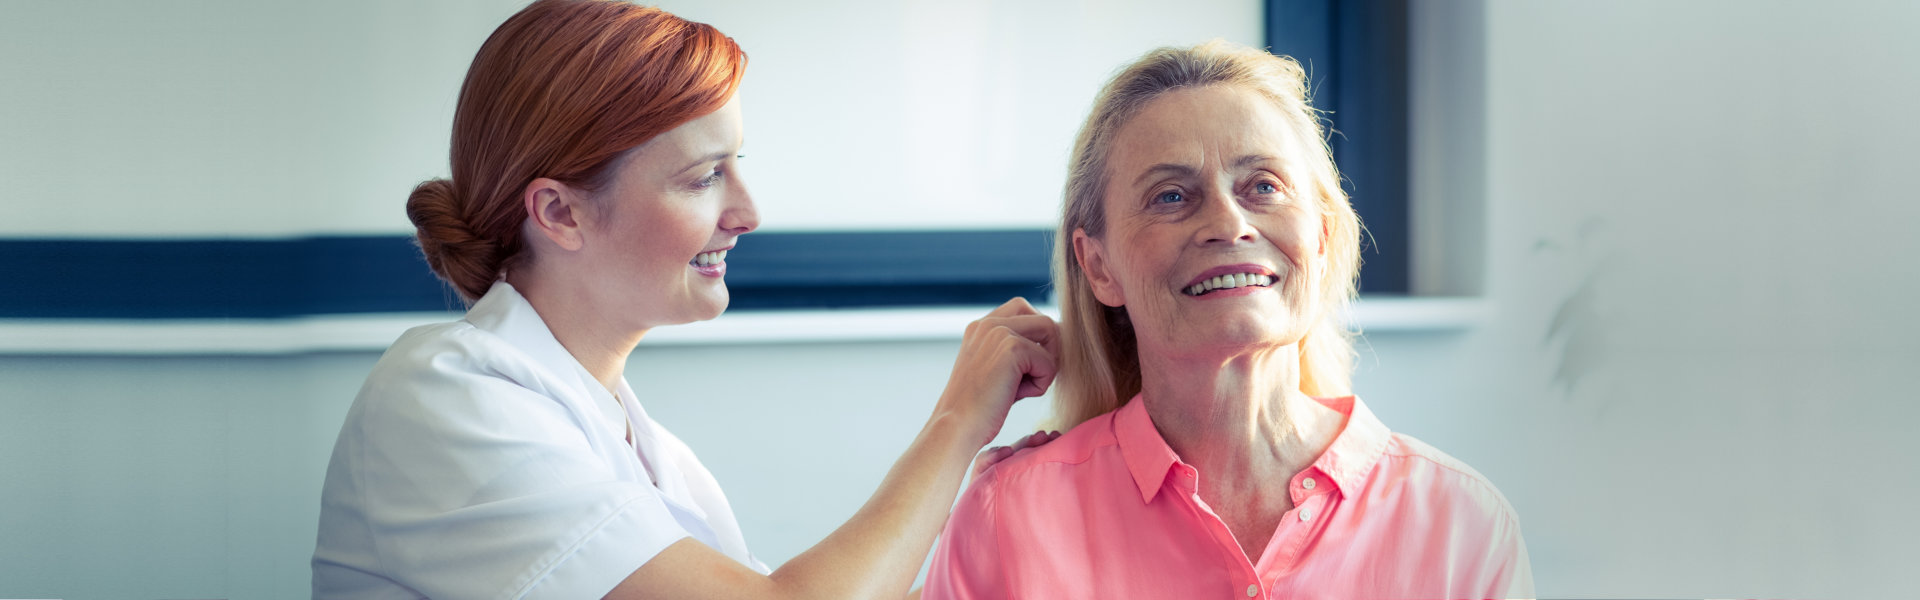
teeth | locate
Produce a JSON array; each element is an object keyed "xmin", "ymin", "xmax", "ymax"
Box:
[
  {"xmin": 692, "ymin": 249, "xmax": 728, "ymax": 266},
  {"xmin": 1184, "ymin": 272, "xmax": 1275, "ymax": 296}
]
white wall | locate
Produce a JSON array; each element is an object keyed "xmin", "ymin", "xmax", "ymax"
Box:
[
  {"xmin": 0, "ymin": 343, "xmax": 1028, "ymax": 599},
  {"xmin": 0, "ymin": 0, "xmax": 1257, "ymax": 237},
  {"xmin": 660, "ymin": 0, "xmax": 1261, "ymax": 231},
  {"xmin": 4, "ymin": 0, "xmax": 1919, "ymax": 598},
  {"xmin": 1385, "ymin": 1, "xmax": 1920, "ymax": 597},
  {"xmin": 0, "ymin": 0, "xmax": 526, "ymax": 238}
]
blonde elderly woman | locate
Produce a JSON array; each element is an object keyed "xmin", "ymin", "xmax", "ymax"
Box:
[{"xmin": 923, "ymin": 41, "xmax": 1534, "ymax": 599}]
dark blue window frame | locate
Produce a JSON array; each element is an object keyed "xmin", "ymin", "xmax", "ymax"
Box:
[
  {"xmin": 1, "ymin": 3, "xmax": 1407, "ymax": 319},
  {"xmin": 1268, "ymin": 0, "xmax": 1411, "ymax": 295}
]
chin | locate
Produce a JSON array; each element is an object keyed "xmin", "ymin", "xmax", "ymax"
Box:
[
  {"xmin": 649, "ymin": 294, "xmax": 729, "ymax": 327},
  {"xmin": 1211, "ymin": 329, "xmax": 1297, "ymax": 353},
  {"xmin": 692, "ymin": 292, "xmax": 729, "ymax": 322},
  {"xmin": 1217, "ymin": 308, "xmax": 1292, "ymax": 335},
  {"xmin": 1177, "ymin": 316, "xmax": 1304, "ymax": 355}
]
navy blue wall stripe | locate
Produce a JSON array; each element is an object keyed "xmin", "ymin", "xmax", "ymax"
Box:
[{"xmin": 0, "ymin": 230, "xmax": 1054, "ymax": 319}]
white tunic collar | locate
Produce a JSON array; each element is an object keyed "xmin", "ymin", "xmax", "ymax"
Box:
[{"xmin": 464, "ymin": 281, "xmax": 719, "ymax": 540}]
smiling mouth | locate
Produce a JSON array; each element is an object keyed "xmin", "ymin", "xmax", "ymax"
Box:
[
  {"xmin": 691, "ymin": 249, "xmax": 728, "ymax": 267},
  {"xmin": 1184, "ymin": 272, "xmax": 1275, "ymax": 296}
]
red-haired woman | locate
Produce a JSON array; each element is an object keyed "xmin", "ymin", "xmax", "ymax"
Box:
[{"xmin": 311, "ymin": 1, "xmax": 1057, "ymax": 598}]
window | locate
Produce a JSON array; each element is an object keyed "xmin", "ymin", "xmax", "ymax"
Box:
[
  {"xmin": 1269, "ymin": 0, "xmax": 1412, "ymax": 295},
  {"xmin": 0, "ymin": 0, "xmax": 1412, "ymax": 320}
]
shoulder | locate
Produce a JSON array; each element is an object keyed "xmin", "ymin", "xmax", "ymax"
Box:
[
  {"xmin": 973, "ymin": 411, "xmax": 1120, "ymax": 490},
  {"xmin": 953, "ymin": 411, "xmax": 1125, "ymax": 533},
  {"xmin": 930, "ymin": 414, "xmax": 1130, "ymax": 599},
  {"xmin": 348, "ymin": 319, "xmax": 570, "ymax": 432},
  {"xmin": 365, "ymin": 316, "xmax": 567, "ymax": 391},
  {"xmin": 1372, "ymin": 434, "xmax": 1535, "ymax": 596},
  {"xmin": 366, "ymin": 319, "xmax": 508, "ymax": 384},
  {"xmin": 1382, "ymin": 433, "xmax": 1485, "ymax": 482},
  {"xmin": 1374, "ymin": 433, "xmax": 1521, "ymax": 525}
]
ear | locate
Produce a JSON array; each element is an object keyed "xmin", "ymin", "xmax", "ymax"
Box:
[
  {"xmin": 1319, "ymin": 213, "xmax": 1329, "ymax": 257},
  {"xmin": 522, "ymin": 177, "xmax": 588, "ymax": 252},
  {"xmin": 1073, "ymin": 228, "xmax": 1126, "ymax": 308}
]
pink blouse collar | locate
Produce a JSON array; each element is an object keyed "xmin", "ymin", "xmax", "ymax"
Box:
[{"xmin": 1110, "ymin": 392, "xmax": 1393, "ymax": 503}]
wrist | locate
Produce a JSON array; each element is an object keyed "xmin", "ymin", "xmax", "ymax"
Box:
[{"xmin": 921, "ymin": 407, "xmax": 991, "ymax": 460}]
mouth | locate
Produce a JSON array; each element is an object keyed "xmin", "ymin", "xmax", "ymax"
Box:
[
  {"xmin": 1182, "ymin": 264, "xmax": 1277, "ymax": 297},
  {"xmin": 690, "ymin": 245, "xmax": 732, "ymax": 277},
  {"xmin": 690, "ymin": 248, "xmax": 729, "ymax": 268}
]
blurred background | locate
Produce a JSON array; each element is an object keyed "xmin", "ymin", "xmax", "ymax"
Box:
[{"xmin": 3, "ymin": 0, "xmax": 1917, "ymax": 598}]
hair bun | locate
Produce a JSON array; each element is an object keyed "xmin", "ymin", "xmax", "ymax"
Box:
[
  {"xmin": 405, "ymin": 178, "xmax": 500, "ymax": 302},
  {"xmin": 403, "ymin": 0, "xmax": 744, "ymax": 306}
]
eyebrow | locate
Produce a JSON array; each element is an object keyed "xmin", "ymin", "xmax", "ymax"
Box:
[
  {"xmin": 675, "ymin": 150, "xmax": 736, "ymax": 175},
  {"xmin": 1131, "ymin": 154, "xmax": 1281, "ymax": 186}
]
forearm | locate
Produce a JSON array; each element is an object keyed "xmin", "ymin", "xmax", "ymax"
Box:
[
  {"xmin": 768, "ymin": 412, "xmax": 979, "ymax": 600},
  {"xmin": 611, "ymin": 299, "xmax": 1053, "ymax": 600}
]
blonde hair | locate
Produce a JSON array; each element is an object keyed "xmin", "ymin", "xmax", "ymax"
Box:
[{"xmin": 1048, "ymin": 40, "xmax": 1363, "ymax": 430}]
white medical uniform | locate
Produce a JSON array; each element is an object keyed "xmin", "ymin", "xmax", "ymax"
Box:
[{"xmin": 313, "ymin": 281, "xmax": 767, "ymax": 599}]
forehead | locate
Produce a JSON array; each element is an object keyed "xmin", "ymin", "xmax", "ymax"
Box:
[
  {"xmin": 1106, "ymin": 85, "xmax": 1302, "ymax": 181},
  {"xmin": 621, "ymin": 95, "xmax": 743, "ymax": 174},
  {"xmin": 648, "ymin": 96, "xmax": 742, "ymax": 154}
]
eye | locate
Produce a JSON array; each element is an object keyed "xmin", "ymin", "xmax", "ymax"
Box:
[
  {"xmin": 1246, "ymin": 177, "xmax": 1291, "ymax": 203},
  {"xmin": 1153, "ymin": 190, "xmax": 1185, "ymax": 205},
  {"xmin": 692, "ymin": 168, "xmax": 724, "ymax": 190}
]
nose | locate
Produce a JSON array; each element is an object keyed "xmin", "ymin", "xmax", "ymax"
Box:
[
  {"xmin": 1193, "ymin": 185, "xmax": 1256, "ymax": 246},
  {"xmin": 721, "ymin": 172, "xmax": 759, "ymax": 235}
]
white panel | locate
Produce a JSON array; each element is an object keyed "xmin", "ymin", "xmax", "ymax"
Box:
[
  {"xmin": 0, "ymin": 0, "xmax": 528, "ymax": 238},
  {"xmin": 0, "ymin": 0, "xmax": 1260, "ymax": 238},
  {"xmin": 0, "ymin": 297, "xmax": 1479, "ymax": 355}
]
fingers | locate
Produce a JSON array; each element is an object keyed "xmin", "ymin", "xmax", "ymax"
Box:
[
  {"xmin": 969, "ymin": 446, "xmax": 1010, "ymax": 481},
  {"xmin": 977, "ymin": 445, "xmax": 1013, "ymax": 463},
  {"xmin": 971, "ymin": 296, "xmax": 1059, "ymax": 349},
  {"xmin": 977, "ymin": 314, "xmax": 1058, "ymax": 349},
  {"xmin": 972, "ymin": 301, "xmax": 1061, "ymax": 371},
  {"xmin": 971, "ymin": 430, "xmax": 1065, "ymax": 480},
  {"xmin": 1008, "ymin": 430, "xmax": 1059, "ymax": 452},
  {"xmin": 940, "ymin": 297, "xmax": 1063, "ymax": 448},
  {"xmin": 986, "ymin": 296, "xmax": 1039, "ymax": 318},
  {"xmin": 1007, "ymin": 334, "xmax": 1057, "ymax": 400}
]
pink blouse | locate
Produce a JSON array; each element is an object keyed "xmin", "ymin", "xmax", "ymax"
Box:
[{"xmin": 925, "ymin": 395, "xmax": 1533, "ymax": 600}]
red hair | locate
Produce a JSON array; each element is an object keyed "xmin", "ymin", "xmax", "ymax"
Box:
[{"xmin": 407, "ymin": 0, "xmax": 747, "ymax": 302}]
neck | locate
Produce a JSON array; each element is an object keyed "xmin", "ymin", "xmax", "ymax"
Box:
[
  {"xmin": 1137, "ymin": 343, "xmax": 1343, "ymax": 493},
  {"xmin": 507, "ymin": 268, "xmax": 647, "ymax": 395}
]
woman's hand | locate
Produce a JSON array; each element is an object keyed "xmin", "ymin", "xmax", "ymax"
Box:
[
  {"xmin": 971, "ymin": 430, "xmax": 1061, "ymax": 482},
  {"xmin": 614, "ymin": 299, "xmax": 1061, "ymax": 600},
  {"xmin": 935, "ymin": 297, "xmax": 1060, "ymax": 449}
]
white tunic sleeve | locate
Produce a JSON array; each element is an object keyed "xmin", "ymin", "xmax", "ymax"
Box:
[{"xmin": 314, "ymin": 328, "xmax": 689, "ymax": 599}]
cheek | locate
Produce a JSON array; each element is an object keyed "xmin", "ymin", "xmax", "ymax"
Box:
[
  {"xmin": 1266, "ymin": 212, "xmax": 1322, "ymax": 269},
  {"xmin": 1112, "ymin": 234, "xmax": 1173, "ymax": 292},
  {"xmin": 627, "ymin": 206, "xmax": 713, "ymax": 260},
  {"xmin": 1114, "ymin": 239, "xmax": 1185, "ymax": 325}
]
